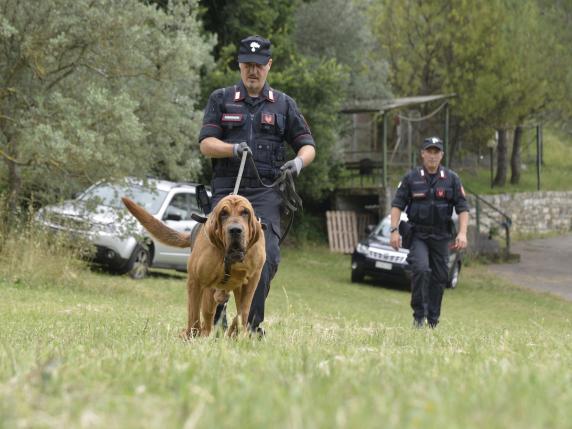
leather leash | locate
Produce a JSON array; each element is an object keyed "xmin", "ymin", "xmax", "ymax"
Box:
[{"xmin": 232, "ymin": 150, "xmax": 249, "ymax": 195}]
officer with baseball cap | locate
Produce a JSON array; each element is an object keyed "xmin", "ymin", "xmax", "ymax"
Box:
[
  {"xmin": 198, "ymin": 35, "xmax": 316, "ymax": 336},
  {"xmin": 390, "ymin": 136, "xmax": 469, "ymax": 328}
]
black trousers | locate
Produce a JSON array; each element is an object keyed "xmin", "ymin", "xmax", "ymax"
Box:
[
  {"xmin": 406, "ymin": 233, "xmax": 450, "ymax": 324},
  {"xmin": 211, "ymin": 186, "xmax": 282, "ymax": 330}
]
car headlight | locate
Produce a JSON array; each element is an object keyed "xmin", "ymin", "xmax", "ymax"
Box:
[{"xmin": 356, "ymin": 243, "xmax": 369, "ymax": 254}]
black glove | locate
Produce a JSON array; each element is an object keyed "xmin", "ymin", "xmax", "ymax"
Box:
[
  {"xmin": 233, "ymin": 142, "xmax": 252, "ymax": 158},
  {"xmin": 280, "ymin": 157, "xmax": 304, "ymax": 177}
]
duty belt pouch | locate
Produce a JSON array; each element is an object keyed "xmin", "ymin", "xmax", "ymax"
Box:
[
  {"xmin": 195, "ymin": 184, "xmax": 212, "ymax": 215},
  {"xmin": 399, "ymin": 221, "xmax": 414, "ymax": 249}
]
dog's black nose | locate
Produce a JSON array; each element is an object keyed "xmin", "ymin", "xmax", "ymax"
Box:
[{"xmin": 229, "ymin": 225, "xmax": 243, "ymax": 236}]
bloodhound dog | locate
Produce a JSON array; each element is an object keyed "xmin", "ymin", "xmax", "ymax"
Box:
[{"xmin": 122, "ymin": 195, "xmax": 266, "ymax": 338}]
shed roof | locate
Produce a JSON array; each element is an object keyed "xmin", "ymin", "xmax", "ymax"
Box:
[{"xmin": 341, "ymin": 94, "xmax": 456, "ymax": 114}]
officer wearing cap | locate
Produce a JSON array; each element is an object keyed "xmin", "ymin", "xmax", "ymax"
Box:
[
  {"xmin": 199, "ymin": 35, "xmax": 316, "ymax": 336},
  {"xmin": 390, "ymin": 137, "xmax": 469, "ymax": 328}
]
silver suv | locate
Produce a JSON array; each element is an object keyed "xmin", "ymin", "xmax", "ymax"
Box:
[{"xmin": 36, "ymin": 177, "xmax": 209, "ymax": 279}]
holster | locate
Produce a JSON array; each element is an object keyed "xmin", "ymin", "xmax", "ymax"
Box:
[{"xmin": 398, "ymin": 221, "xmax": 414, "ymax": 249}]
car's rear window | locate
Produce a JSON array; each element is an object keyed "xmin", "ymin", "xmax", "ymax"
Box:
[{"xmin": 79, "ymin": 183, "xmax": 167, "ymax": 214}]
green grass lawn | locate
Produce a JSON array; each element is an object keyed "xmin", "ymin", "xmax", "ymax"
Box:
[{"xmin": 1, "ymin": 246, "xmax": 571, "ymax": 429}]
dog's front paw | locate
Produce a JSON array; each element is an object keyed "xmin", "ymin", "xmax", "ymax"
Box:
[{"xmin": 179, "ymin": 327, "xmax": 199, "ymax": 341}]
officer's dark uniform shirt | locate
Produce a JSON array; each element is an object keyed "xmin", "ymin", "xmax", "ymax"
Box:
[
  {"xmin": 199, "ymin": 80, "xmax": 315, "ymax": 189},
  {"xmin": 392, "ymin": 166, "xmax": 469, "ymax": 234}
]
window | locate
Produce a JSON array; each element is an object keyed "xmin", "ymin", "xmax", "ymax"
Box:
[{"xmin": 164, "ymin": 192, "xmax": 197, "ymax": 221}]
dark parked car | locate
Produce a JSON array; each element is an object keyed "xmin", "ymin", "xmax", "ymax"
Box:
[{"xmin": 351, "ymin": 213, "xmax": 462, "ymax": 288}]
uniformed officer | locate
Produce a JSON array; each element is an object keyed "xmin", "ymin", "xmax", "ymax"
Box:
[
  {"xmin": 390, "ymin": 137, "xmax": 469, "ymax": 328},
  {"xmin": 198, "ymin": 35, "xmax": 316, "ymax": 336}
]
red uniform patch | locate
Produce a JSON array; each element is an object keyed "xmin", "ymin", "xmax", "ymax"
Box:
[
  {"xmin": 262, "ymin": 113, "xmax": 274, "ymax": 125},
  {"xmin": 436, "ymin": 188, "xmax": 445, "ymax": 198}
]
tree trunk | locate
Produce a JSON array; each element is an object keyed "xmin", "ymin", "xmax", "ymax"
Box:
[
  {"xmin": 493, "ymin": 128, "xmax": 508, "ymax": 187},
  {"xmin": 7, "ymin": 160, "xmax": 21, "ymax": 214},
  {"xmin": 510, "ymin": 125, "xmax": 523, "ymax": 184},
  {"xmin": 447, "ymin": 123, "xmax": 462, "ymax": 168}
]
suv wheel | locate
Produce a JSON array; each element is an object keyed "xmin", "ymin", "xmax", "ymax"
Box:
[
  {"xmin": 447, "ymin": 260, "xmax": 461, "ymax": 289},
  {"xmin": 126, "ymin": 245, "xmax": 150, "ymax": 279}
]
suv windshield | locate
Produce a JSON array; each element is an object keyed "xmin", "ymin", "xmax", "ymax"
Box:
[
  {"xmin": 372, "ymin": 217, "xmax": 391, "ymax": 238},
  {"xmin": 79, "ymin": 182, "xmax": 167, "ymax": 214}
]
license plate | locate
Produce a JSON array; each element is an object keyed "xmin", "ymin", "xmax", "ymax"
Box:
[{"xmin": 375, "ymin": 261, "xmax": 392, "ymax": 270}]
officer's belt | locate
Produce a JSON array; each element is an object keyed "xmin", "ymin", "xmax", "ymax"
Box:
[
  {"xmin": 213, "ymin": 176, "xmax": 277, "ymax": 189},
  {"xmin": 413, "ymin": 224, "xmax": 449, "ymax": 233}
]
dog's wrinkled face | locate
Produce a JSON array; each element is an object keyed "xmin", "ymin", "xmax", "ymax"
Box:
[{"xmin": 207, "ymin": 195, "xmax": 261, "ymax": 261}]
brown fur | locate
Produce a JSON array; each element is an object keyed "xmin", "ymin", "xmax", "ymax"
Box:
[{"xmin": 122, "ymin": 195, "xmax": 266, "ymax": 338}]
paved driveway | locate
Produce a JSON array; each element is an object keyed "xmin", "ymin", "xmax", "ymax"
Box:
[{"xmin": 487, "ymin": 234, "xmax": 572, "ymax": 301}]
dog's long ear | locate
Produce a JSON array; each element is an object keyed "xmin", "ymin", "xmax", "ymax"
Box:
[
  {"xmin": 247, "ymin": 211, "xmax": 263, "ymax": 250},
  {"xmin": 206, "ymin": 205, "xmax": 224, "ymax": 250}
]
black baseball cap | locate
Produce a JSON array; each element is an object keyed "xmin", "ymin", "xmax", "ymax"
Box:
[
  {"xmin": 422, "ymin": 137, "xmax": 444, "ymax": 151},
  {"xmin": 238, "ymin": 35, "xmax": 272, "ymax": 65}
]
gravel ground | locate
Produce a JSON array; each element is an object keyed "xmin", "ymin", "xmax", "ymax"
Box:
[{"xmin": 487, "ymin": 234, "xmax": 572, "ymax": 301}]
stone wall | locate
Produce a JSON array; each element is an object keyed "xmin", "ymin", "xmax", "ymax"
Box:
[{"xmin": 469, "ymin": 191, "xmax": 572, "ymax": 235}]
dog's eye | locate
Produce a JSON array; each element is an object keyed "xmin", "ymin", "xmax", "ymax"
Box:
[
  {"xmin": 220, "ymin": 209, "xmax": 230, "ymax": 220},
  {"xmin": 241, "ymin": 208, "xmax": 250, "ymax": 217}
]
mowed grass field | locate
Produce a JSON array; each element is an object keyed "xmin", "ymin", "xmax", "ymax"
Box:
[{"xmin": 1, "ymin": 245, "xmax": 571, "ymax": 429}]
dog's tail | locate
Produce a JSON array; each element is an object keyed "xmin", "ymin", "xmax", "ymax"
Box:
[{"xmin": 122, "ymin": 197, "xmax": 192, "ymax": 248}]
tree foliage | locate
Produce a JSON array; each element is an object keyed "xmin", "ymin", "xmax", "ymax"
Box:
[
  {"xmin": 371, "ymin": 0, "xmax": 559, "ymax": 186},
  {"xmin": 0, "ymin": 0, "xmax": 214, "ymax": 210},
  {"xmin": 293, "ymin": 0, "xmax": 392, "ymax": 101}
]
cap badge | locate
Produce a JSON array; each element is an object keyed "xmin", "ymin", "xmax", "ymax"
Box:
[{"xmin": 250, "ymin": 41, "xmax": 260, "ymax": 52}]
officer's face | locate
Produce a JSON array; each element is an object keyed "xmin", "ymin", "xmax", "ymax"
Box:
[
  {"xmin": 239, "ymin": 59, "xmax": 272, "ymax": 96},
  {"xmin": 421, "ymin": 147, "xmax": 444, "ymax": 172}
]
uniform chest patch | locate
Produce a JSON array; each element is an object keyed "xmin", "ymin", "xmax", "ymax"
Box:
[
  {"xmin": 221, "ymin": 113, "xmax": 243, "ymax": 122},
  {"xmin": 262, "ymin": 113, "xmax": 275, "ymax": 125},
  {"xmin": 436, "ymin": 188, "xmax": 445, "ymax": 198}
]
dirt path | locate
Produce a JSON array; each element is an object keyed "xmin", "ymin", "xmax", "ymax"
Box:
[{"xmin": 487, "ymin": 234, "xmax": 572, "ymax": 301}]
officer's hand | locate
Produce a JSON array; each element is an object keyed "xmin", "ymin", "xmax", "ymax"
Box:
[
  {"xmin": 233, "ymin": 142, "xmax": 252, "ymax": 158},
  {"xmin": 452, "ymin": 232, "xmax": 468, "ymax": 250},
  {"xmin": 390, "ymin": 231, "xmax": 401, "ymax": 251},
  {"xmin": 280, "ymin": 157, "xmax": 304, "ymax": 177}
]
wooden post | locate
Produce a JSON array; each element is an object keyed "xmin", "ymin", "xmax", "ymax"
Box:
[
  {"xmin": 536, "ymin": 125, "xmax": 541, "ymax": 191},
  {"xmin": 444, "ymin": 102, "xmax": 450, "ymax": 167}
]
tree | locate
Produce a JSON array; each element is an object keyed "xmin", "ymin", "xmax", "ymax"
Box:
[
  {"xmin": 198, "ymin": 0, "xmax": 296, "ymax": 65},
  {"xmin": 293, "ymin": 0, "xmax": 392, "ymax": 101},
  {"xmin": 493, "ymin": 129, "xmax": 508, "ymax": 187},
  {"xmin": 0, "ymin": 0, "xmax": 214, "ymax": 213},
  {"xmin": 371, "ymin": 0, "xmax": 512, "ymax": 166},
  {"xmin": 535, "ymin": 0, "xmax": 572, "ymax": 132},
  {"xmin": 510, "ymin": 125, "xmax": 523, "ymax": 184},
  {"xmin": 371, "ymin": 0, "xmax": 559, "ymax": 182},
  {"xmin": 496, "ymin": 0, "xmax": 552, "ymax": 184}
]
